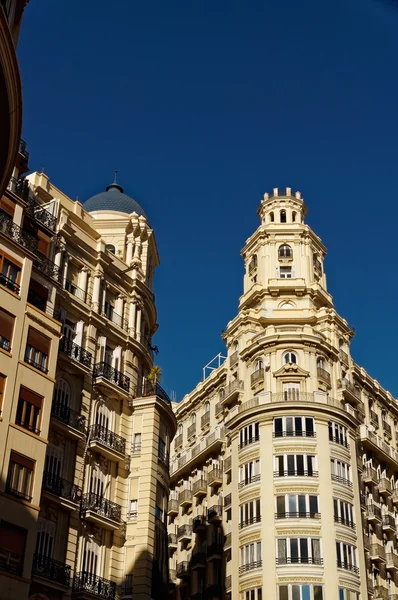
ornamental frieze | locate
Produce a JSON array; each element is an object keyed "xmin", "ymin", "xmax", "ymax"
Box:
[
  {"xmin": 238, "ymin": 450, "xmax": 260, "ymax": 463},
  {"xmin": 239, "ymin": 578, "xmax": 262, "ymax": 591},
  {"xmin": 277, "ymin": 528, "xmax": 321, "ymax": 537},
  {"xmin": 239, "ymin": 532, "xmax": 262, "ymax": 544}
]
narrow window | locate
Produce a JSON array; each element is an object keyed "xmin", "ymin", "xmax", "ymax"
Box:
[
  {"xmin": 0, "ymin": 253, "xmax": 21, "ymax": 294},
  {"xmin": 270, "ymin": 212, "xmax": 274, "ymax": 222},
  {"xmin": 6, "ymin": 452, "xmax": 34, "ymax": 501},
  {"xmin": 25, "ymin": 327, "xmax": 50, "ymax": 373},
  {"xmin": 0, "ymin": 373, "xmax": 6, "ymax": 413},
  {"xmin": 279, "ymin": 266, "xmax": 292, "ymax": 279},
  {"xmin": 16, "ymin": 387, "xmax": 43, "ymax": 435},
  {"xmin": 292, "ymin": 211, "xmax": 296, "ymax": 222},
  {"xmin": 0, "ymin": 521, "xmax": 27, "ymax": 576},
  {"xmin": 280, "ymin": 210, "xmax": 287, "ymax": 223},
  {"xmin": 0, "ymin": 308, "xmax": 15, "ymax": 352}
]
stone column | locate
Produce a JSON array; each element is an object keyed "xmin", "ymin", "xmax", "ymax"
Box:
[
  {"xmin": 129, "ymin": 301, "xmax": 137, "ymax": 337},
  {"xmin": 126, "ymin": 240, "xmax": 133, "ymax": 265},
  {"xmin": 136, "ymin": 305, "xmax": 142, "ymax": 342},
  {"xmin": 78, "ymin": 267, "xmax": 89, "ymax": 298},
  {"xmin": 92, "ymin": 275, "xmax": 102, "ymax": 313},
  {"xmin": 115, "ymin": 295, "xmax": 124, "ymax": 326}
]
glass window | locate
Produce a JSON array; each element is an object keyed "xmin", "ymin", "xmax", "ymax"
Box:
[
  {"xmin": 273, "ymin": 416, "xmax": 315, "ymax": 438},
  {"xmin": 0, "ymin": 253, "xmax": 21, "ymax": 294},
  {"xmin": 25, "ymin": 327, "xmax": 50, "ymax": 373},
  {"xmin": 0, "ymin": 308, "xmax": 15, "ymax": 352},
  {"xmin": 6, "ymin": 452, "xmax": 34, "ymax": 501},
  {"xmin": 283, "ymin": 352, "xmax": 297, "ymax": 364},
  {"xmin": 279, "ymin": 245, "xmax": 293, "ymax": 258},
  {"xmin": 280, "ymin": 266, "xmax": 292, "ymax": 278},
  {"xmin": 16, "ymin": 387, "xmax": 43, "ymax": 435}
]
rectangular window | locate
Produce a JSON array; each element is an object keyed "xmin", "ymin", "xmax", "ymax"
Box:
[
  {"xmin": 276, "ymin": 537, "xmax": 322, "ymax": 565},
  {"xmin": 330, "ymin": 458, "xmax": 352, "ymax": 486},
  {"xmin": 0, "ymin": 520, "xmax": 27, "ymax": 576},
  {"xmin": 239, "ymin": 459, "xmax": 260, "ymax": 487},
  {"xmin": 239, "ymin": 422, "xmax": 259, "ymax": 447},
  {"xmin": 333, "ymin": 498, "xmax": 355, "ymax": 528},
  {"xmin": 6, "ymin": 452, "xmax": 34, "ymax": 501},
  {"xmin": 282, "ymin": 382, "xmax": 300, "ymax": 401},
  {"xmin": 15, "ymin": 387, "xmax": 43, "ymax": 435},
  {"xmin": 243, "ymin": 590, "xmax": 262, "ymax": 600},
  {"xmin": 240, "ymin": 541, "xmax": 262, "ymax": 571},
  {"xmin": 339, "ymin": 590, "xmax": 359, "ymax": 600},
  {"xmin": 278, "ymin": 586, "xmax": 323, "ymax": 600},
  {"xmin": 273, "ymin": 416, "xmax": 315, "ymax": 438},
  {"xmin": 0, "ymin": 253, "xmax": 22, "ymax": 294},
  {"xmin": 132, "ymin": 433, "xmax": 142, "ymax": 453},
  {"xmin": 25, "ymin": 327, "xmax": 50, "ymax": 373},
  {"xmin": 240, "ymin": 498, "xmax": 261, "ymax": 528},
  {"xmin": 336, "ymin": 541, "xmax": 357, "ymax": 572},
  {"xmin": 0, "ymin": 308, "xmax": 15, "ymax": 352},
  {"xmin": 275, "ymin": 494, "xmax": 319, "ymax": 519},
  {"xmin": 274, "ymin": 454, "xmax": 317, "ymax": 477},
  {"xmin": 27, "ymin": 278, "xmax": 48, "ymax": 312},
  {"xmin": 328, "ymin": 421, "xmax": 348, "ymax": 447},
  {"xmin": 280, "ymin": 266, "xmax": 292, "ymax": 279}
]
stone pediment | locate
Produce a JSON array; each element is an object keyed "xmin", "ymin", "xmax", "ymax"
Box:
[{"xmin": 274, "ymin": 363, "xmax": 310, "ymax": 378}]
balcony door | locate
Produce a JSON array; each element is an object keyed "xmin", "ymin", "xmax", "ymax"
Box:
[
  {"xmin": 282, "ymin": 382, "xmax": 300, "ymax": 401},
  {"xmin": 82, "ymin": 536, "xmax": 102, "ymax": 577},
  {"xmin": 45, "ymin": 444, "xmax": 64, "ymax": 479},
  {"xmin": 36, "ymin": 517, "xmax": 56, "ymax": 559},
  {"xmin": 54, "ymin": 378, "xmax": 72, "ymax": 411},
  {"xmin": 90, "ymin": 463, "xmax": 106, "ymax": 498},
  {"xmin": 95, "ymin": 402, "xmax": 111, "ymax": 431}
]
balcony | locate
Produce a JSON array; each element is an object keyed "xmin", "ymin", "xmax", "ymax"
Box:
[
  {"xmin": 191, "ymin": 550, "xmax": 206, "ymax": 569},
  {"xmin": 336, "ymin": 560, "xmax": 359, "ymax": 573},
  {"xmin": 383, "ymin": 420, "xmax": 392, "ymax": 439},
  {"xmin": 333, "ymin": 516, "xmax": 354, "ymax": 528},
  {"xmin": 386, "ymin": 552, "xmax": 398, "ymax": 570},
  {"xmin": 93, "ymin": 362, "xmax": 130, "ymax": 395},
  {"xmin": 382, "ymin": 513, "xmax": 396, "ymax": 532},
  {"xmin": 215, "ymin": 401, "xmax": 223, "ymax": 417},
  {"xmin": 201, "ymin": 412, "xmax": 210, "ymax": 429},
  {"xmin": 134, "ymin": 380, "xmax": 172, "ymax": 407},
  {"xmin": 239, "ymin": 561, "xmax": 262, "ymax": 573},
  {"xmin": 176, "ymin": 561, "xmax": 190, "ymax": 579},
  {"xmin": 192, "ymin": 515, "xmax": 207, "ymax": 533},
  {"xmin": 187, "ymin": 423, "xmax": 197, "ymax": 440},
  {"xmin": 179, "ymin": 489, "xmax": 193, "ymax": 507},
  {"xmin": 369, "ymin": 543, "xmax": 386, "ymax": 562},
  {"xmin": 192, "ymin": 479, "xmax": 207, "ymax": 498},
  {"xmin": 0, "ymin": 212, "xmax": 38, "ymax": 254},
  {"xmin": 51, "ymin": 400, "xmax": 86, "ymax": 439},
  {"xmin": 89, "ymin": 424, "xmax": 126, "ymax": 462},
  {"xmin": 225, "ymin": 575, "xmax": 231, "ymax": 591},
  {"xmin": 366, "ymin": 504, "xmax": 382, "ymax": 523},
  {"xmin": 102, "ymin": 303, "xmax": 128, "ymax": 331},
  {"xmin": 224, "ymin": 532, "xmax": 231, "ymax": 548},
  {"xmin": 374, "ymin": 587, "xmax": 389, "ymax": 600},
  {"xmin": 12, "ymin": 180, "xmax": 57, "ymax": 232},
  {"xmin": 59, "ymin": 337, "xmax": 92, "ymax": 370},
  {"xmin": 81, "ymin": 492, "xmax": 122, "ymax": 530},
  {"xmin": 33, "ymin": 252, "xmax": 62, "ymax": 282},
  {"xmin": 222, "ymin": 379, "xmax": 243, "ymax": 405},
  {"xmin": 278, "ymin": 512, "xmax": 321, "ymax": 520},
  {"xmin": 168, "ymin": 533, "xmax": 177, "ymax": 549},
  {"xmin": 240, "ymin": 515, "xmax": 262, "ymax": 529},
  {"xmin": 239, "ymin": 474, "xmax": 261, "ymax": 488},
  {"xmin": 362, "ymin": 466, "xmax": 379, "ymax": 486},
  {"xmin": 224, "ymin": 493, "xmax": 231, "ymax": 508},
  {"xmin": 207, "ymin": 543, "xmax": 223, "ymax": 560},
  {"xmin": 177, "ymin": 524, "xmax": 192, "ymax": 542},
  {"xmin": 230, "ymin": 350, "xmax": 238, "ymax": 367},
  {"xmin": 0, "ymin": 272, "xmax": 20, "ymax": 294},
  {"xmin": 0, "ymin": 547, "xmax": 23, "ymax": 576},
  {"xmin": 42, "ymin": 471, "xmax": 82, "ymax": 509},
  {"xmin": 32, "ymin": 553, "xmax": 71, "ymax": 587},
  {"xmin": 170, "ymin": 426, "xmax": 226, "ymax": 478},
  {"xmin": 251, "ymin": 368, "xmax": 264, "ymax": 387},
  {"xmin": 73, "ymin": 572, "xmax": 116, "ymax": 599},
  {"xmin": 225, "ymin": 456, "xmax": 232, "ymax": 472},
  {"xmin": 317, "ymin": 367, "xmax": 331, "ymax": 386},
  {"xmin": 338, "ymin": 378, "xmax": 361, "ymax": 403},
  {"xmin": 370, "ymin": 410, "xmax": 380, "ymax": 428},
  {"xmin": 64, "ymin": 279, "xmax": 92, "ymax": 305},
  {"xmin": 174, "ymin": 433, "xmax": 183, "ymax": 449},
  {"xmin": 360, "ymin": 425, "xmax": 398, "ymax": 468},
  {"xmin": 379, "ymin": 478, "xmax": 392, "ymax": 496},
  {"xmin": 168, "ymin": 499, "xmax": 179, "ymax": 516},
  {"xmin": 207, "ymin": 504, "xmax": 223, "ymax": 523},
  {"xmin": 339, "ymin": 349, "xmax": 349, "ymax": 366},
  {"xmin": 208, "ymin": 468, "xmax": 223, "ymax": 487}
]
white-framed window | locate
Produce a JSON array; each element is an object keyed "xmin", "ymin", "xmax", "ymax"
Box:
[
  {"xmin": 132, "ymin": 432, "xmax": 142, "ymax": 453},
  {"xmin": 191, "ymin": 413, "xmax": 196, "ymax": 425},
  {"xmin": 204, "ymin": 401, "xmax": 210, "ymax": 414},
  {"xmin": 336, "ymin": 542, "xmax": 358, "ymax": 572},
  {"xmin": 276, "ymin": 537, "xmax": 322, "ymax": 565},
  {"xmin": 278, "ymin": 584, "xmax": 324, "ymax": 600},
  {"xmin": 328, "ymin": 421, "xmax": 348, "ymax": 447},
  {"xmin": 240, "ymin": 541, "xmax": 262, "ymax": 571},
  {"xmin": 330, "ymin": 458, "xmax": 352, "ymax": 487},
  {"xmin": 81, "ymin": 536, "xmax": 102, "ymax": 576},
  {"xmin": 243, "ymin": 589, "xmax": 262, "ymax": 600},
  {"xmin": 282, "ymin": 382, "xmax": 300, "ymax": 401},
  {"xmin": 283, "ymin": 351, "xmax": 297, "ymax": 364},
  {"xmin": 275, "ymin": 494, "xmax": 319, "ymax": 519},
  {"xmin": 255, "ymin": 358, "xmax": 263, "ymax": 370},
  {"xmin": 279, "ymin": 266, "xmax": 293, "ymax": 278},
  {"xmin": 274, "ymin": 454, "xmax": 317, "ymax": 477},
  {"xmin": 316, "ymin": 356, "xmax": 326, "ymax": 369},
  {"xmin": 339, "ymin": 589, "xmax": 359, "ymax": 600},
  {"xmin": 273, "ymin": 416, "xmax": 315, "ymax": 438},
  {"xmin": 95, "ymin": 401, "xmax": 111, "ymax": 431},
  {"xmin": 45, "ymin": 444, "xmax": 64, "ymax": 479},
  {"xmin": 239, "ymin": 459, "xmax": 260, "ymax": 487},
  {"xmin": 128, "ymin": 499, "xmax": 138, "ymax": 521},
  {"xmin": 239, "ymin": 422, "xmax": 259, "ymax": 448},
  {"xmin": 239, "ymin": 498, "xmax": 261, "ymax": 528},
  {"xmin": 90, "ymin": 462, "xmax": 107, "ymax": 498},
  {"xmin": 279, "ymin": 245, "xmax": 293, "ymax": 258},
  {"xmin": 333, "ymin": 498, "xmax": 354, "ymax": 528}
]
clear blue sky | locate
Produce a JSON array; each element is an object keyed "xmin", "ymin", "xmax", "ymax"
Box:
[{"xmin": 18, "ymin": 0, "xmax": 398, "ymax": 400}]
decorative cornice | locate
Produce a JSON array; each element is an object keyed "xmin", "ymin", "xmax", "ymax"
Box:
[
  {"xmin": 239, "ymin": 578, "xmax": 263, "ymax": 591},
  {"xmin": 239, "ymin": 531, "xmax": 261, "ymax": 545}
]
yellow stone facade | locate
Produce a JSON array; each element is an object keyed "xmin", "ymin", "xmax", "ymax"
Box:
[
  {"xmin": 0, "ymin": 165, "xmax": 176, "ymax": 600},
  {"xmin": 169, "ymin": 188, "xmax": 397, "ymax": 600}
]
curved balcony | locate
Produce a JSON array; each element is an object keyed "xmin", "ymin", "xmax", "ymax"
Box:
[
  {"xmin": 93, "ymin": 362, "xmax": 130, "ymax": 397},
  {"xmin": 239, "ymin": 515, "xmax": 261, "ymax": 529},
  {"xmin": 239, "ymin": 561, "xmax": 262, "ymax": 573},
  {"xmin": 32, "ymin": 553, "xmax": 71, "ymax": 587},
  {"xmin": 336, "ymin": 560, "xmax": 359, "ymax": 573},
  {"xmin": 0, "ymin": 211, "xmax": 37, "ymax": 255},
  {"xmin": 276, "ymin": 512, "xmax": 320, "ymax": 520},
  {"xmin": 89, "ymin": 424, "xmax": 126, "ymax": 462},
  {"xmin": 133, "ymin": 380, "xmax": 171, "ymax": 407},
  {"xmin": 81, "ymin": 492, "xmax": 122, "ymax": 530},
  {"xmin": 42, "ymin": 470, "xmax": 82, "ymax": 510},
  {"xmin": 277, "ymin": 557, "xmax": 323, "ymax": 566},
  {"xmin": 59, "ymin": 337, "xmax": 92, "ymax": 370},
  {"xmin": 73, "ymin": 572, "xmax": 116, "ymax": 599},
  {"xmin": 33, "ymin": 252, "xmax": 62, "ymax": 282},
  {"xmin": 51, "ymin": 400, "xmax": 86, "ymax": 439}
]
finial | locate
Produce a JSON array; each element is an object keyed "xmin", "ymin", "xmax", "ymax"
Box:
[
  {"xmin": 113, "ymin": 170, "xmax": 118, "ymax": 183},
  {"xmin": 41, "ymin": 165, "xmax": 45, "ymax": 174}
]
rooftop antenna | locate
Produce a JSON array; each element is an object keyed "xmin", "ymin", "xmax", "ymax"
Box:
[{"xmin": 113, "ymin": 169, "xmax": 118, "ymax": 183}]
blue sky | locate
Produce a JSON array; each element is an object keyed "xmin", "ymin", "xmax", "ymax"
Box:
[{"xmin": 18, "ymin": 0, "xmax": 398, "ymax": 400}]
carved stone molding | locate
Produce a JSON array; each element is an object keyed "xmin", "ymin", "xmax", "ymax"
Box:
[
  {"xmin": 277, "ymin": 528, "xmax": 321, "ymax": 536},
  {"xmin": 277, "ymin": 577, "xmax": 323, "ymax": 583},
  {"xmin": 239, "ymin": 532, "xmax": 261, "ymax": 544},
  {"xmin": 239, "ymin": 578, "xmax": 262, "ymax": 592},
  {"xmin": 238, "ymin": 450, "xmax": 260, "ymax": 464},
  {"xmin": 239, "ymin": 490, "xmax": 261, "ymax": 503}
]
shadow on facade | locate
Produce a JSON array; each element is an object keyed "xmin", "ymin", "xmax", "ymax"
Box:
[{"xmin": 168, "ymin": 500, "xmax": 225, "ymax": 600}]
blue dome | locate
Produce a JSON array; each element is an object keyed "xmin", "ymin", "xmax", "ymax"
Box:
[{"xmin": 83, "ymin": 181, "xmax": 148, "ymax": 221}]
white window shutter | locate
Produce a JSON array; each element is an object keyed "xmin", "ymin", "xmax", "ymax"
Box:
[
  {"xmin": 112, "ymin": 346, "xmax": 122, "ymax": 369},
  {"xmin": 291, "ymin": 265, "xmax": 296, "ymax": 278},
  {"xmin": 98, "ymin": 336, "xmax": 106, "ymax": 362},
  {"xmin": 73, "ymin": 320, "xmax": 84, "ymax": 346}
]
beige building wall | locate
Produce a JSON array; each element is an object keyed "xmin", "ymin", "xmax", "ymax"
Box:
[{"xmin": 169, "ymin": 188, "xmax": 397, "ymax": 600}]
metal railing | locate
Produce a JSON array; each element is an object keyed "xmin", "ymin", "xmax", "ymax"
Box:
[
  {"xmin": 276, "ymin": 512, "xmax": 320, "ymax": 519},
  {"xmin": 90, "ymin": 424, "xmax": 126, "ymax": 455},
  {"xmin": 338, "ymin": 378, "xmax": 361, "ymax": 401},
  {"xmin": 192, "ymin": 515, "xmax": 207, "ymax": 530},
  {"xmin": 81, "ymin": 492, "xmax": 122, "ymax": 523},
  {"xmin": 317, "ymin": 367, "xmax": 331, "ymax": 383},
  {"xmin": 32, "ymin": 553, "xmax": 71, "ymax": 586},
  {"xmin": 370, "ymin": 409, "xmax": 379, "ymax": 427},
  {"xmin": 238, "ymin": 434, "xmax": 260, "ymax": 449},
  {"xmin": 224, "ymin": 379, "xmax": 243, "ymax": 398},
  {"xmin": 224, "ymin": 493, "xmax": 231, "ymax": 507},
  {"xmin": 370, "ymin": 543, "xmax": 385, "ymax": 559},
  {"xmin": 102, "ymin": 303, "xmax": 128, "ymax": 331},
  {"xmin": 5, "ymin": 485, "xmax": 32, "ymax": 502},
  {"xmin": 339, "ymin": 349, "xmax": 349, "ymax": 365},
  {"xmin": 176, "ymin": 561, "xmax": 190, "ymax": 577},
  {"xmin": 251, "ymin": 368, "xmax": 264, "ymax": 385},
  {"xmin": 24, "ymin": 350, "xmax": 48, "ymax": 373},
  {"xmin": 134, "ymin": 380, "xmax": 171, "ymax": 405},
  {"xmin": 26, "ymin": 195, "xmax": 57, "ymax": 232},
  {"xmin": 215, "ymin": 401, "xmax": 223, "ymax": 416},
  {"xmin": 177, "ymin": 525, "xmax": 192, "ymax": 539},
  {"xmin": 208, "ymin": 467, "xmax": 223, "ymax": 485},
  {"xmin": 274, "ymin": 470, "xmax": 318, "ymax": 478},
  {"xmin": 207, "ymin": 504, "xmax": 223, "ymax": 520},
  {"xmin": 34, "ymin": 252, "xmax": 62, "ymax": 281},
  {"xmin": 383, "ymin": 420, "xmax": 392, "ymax": 436},
  {"xmin": 178, "ymin": 490, "xmax": 192, "ymax": 505},
  {"xmin": 59, "ymin": 337, "xmax": 92, "ymax": 369},
  {"xmin": 0, "ymin": 273, "xmax": 20, "ymax": 294},
  {"xmin": 230, "ymin": 350, "xmax": 238, "ymax": 366},
  {"xmin": 187, "ymin": 423, "xmax": 196, "ymax": 439},
  {"xmin": 0, "ymin": 547, "xmax": 23, "ymax": 575},
  {"xmin": 336, "ymin": 560, "xmax": 359, "ymax": 573},
  {"xmin": 168, "ymin": 499, "xmax": 178, "ymax": 514},
  {"xmin": 225, "ymin": 575, "xmax": 231, "ymax": 590},
  {"xmin": 51, "ymin": 400, "xmax": 86, "ymax": 433},
  {"xmin": 239, "ymin": 561, "xmax": 262, "ymax": 573},
  {"xmin": 42, "ymin": 471, "xmax": 81, "ymax": 502},
  {"xmin": 64, "ymin": 279, "xmax": 92, "ymax": 305},
  {"xmin": 168, "ymin": 533, "xmax": 177, "ymax": 545},
  {"xmin": 19, "ymin": 139, "xmax": 29, "ymax": 167},
  {"xmin": 239, "ymin": 515, "xmax": 261, "ymax": 528},
  {"xmin": 93, "ymin": 362, "xmax": 130, "ymax": 392},
  {"xmin": 192, "ymin": 479, "xmax": 207, "ymax": 495},
  {"xmin": 238, "ymin": 474, "xmax": 261, "ymax": 488},
  {"xmin": 174, "ymin": 433, "xmax": 183, "ymax": 448},
  {"xmin": 367, "ymin": 504, "xmax": 382, "ymax": 520},
  {"xmin": 277, "ymin": 557, "xmax": 323, "ymax": 565},
  {"xmin": 334, "ymin": 516, "xmax": 355, "ymax": 528},
  {"xmin": 73, "ymin": 572, "xmax": 116, "ymax": 599},
  {"xmin": 201, "ymin": 412, "xmax": 210, "ymax": 428},
  {"xmin": 0, "ymin": 212, "xmax": 38, "ymax": 253},
  {"xmin": 273, "ymin": 430, "xmax": 316, "ymax": 438},
  {"xmin": 382, "ymin": 514, "xmax": 396, "ymax": 529}
]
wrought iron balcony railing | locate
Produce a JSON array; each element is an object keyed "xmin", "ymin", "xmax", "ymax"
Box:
[
  {"xmin": 229, "ymin": 350, "xmax": 238, "ymax": 366},
  {"xmin": 51, "ymin": 399, "xmax": 86, "ymax": 432},
  {"xmin": 0, "ymin": 273, "xmax": 20, "ymax": 294},
  {"xmin": 19, "ymin": 139, "xmax": 29, "ymax": 168},
  {"xmin": 134, "ymin": 380, "xmax": 171, "ymax": 406},
  {"xmin": 251, "ymin": 368, "xmax": 264, "ymax": 386},
  {"xmin": 239, "ymin": 561, "xmax": 262, "ymax": 573},
  {"xmin": 73, "ymin": 571, "xmax": 116, "ymax": 599},
  {"xmin": 176, "ymin": 561, "xmax": 190, "ymax": 578},
  {"xmin": 102, "ymin": 303, "xmax": 128, "ymax": 331},
  {"xmin": 59, "ymin": 337, "xmax": 92, "ymax": 369},
  {"xmin": 238, "ymin": 474, "xmax": 261, "ymax": 488},
  {"xmin": 201, "ymin": 411, "xmax": 210, "ymax": 428},
  {"xmin": 174, "ymin": 433, "xmax": 183, "ymax": 448},
  {"xmin": 90, "ymin": 424, "xmax": 126, "ymax": 455},
  {"xmin": 5, "ymin": 485, "xmax": 32, "ymax": 502},
  {"xmin": 274, "ymin": 470, "xmax": 318, "ymax": 478},
  {"xmin": 317, "ymin": 367, "xmax": 331, "ymax": 384},
  {"xmin": 187, "ymin": 423, "xmax": 196, "ymax": 439},
  {"xmin": 334, "ymin": 515, "xmax": 355, "ymax": 528},
  {"xmin": 26, "ymin": 194, "xmax": 57, "ymax": 232},
  {"xmin": 32, "ymin": 553, "xmax": 71, "ymax": 586},
  {"xmin": 276, "ymin": 512, "xmax": 320, "ymax": 520},
  {"xmin": 0, "ymin": 212, "xmax": 38, "ymax": 253},
  {"xmin": 81, "ymin": 492, "xmax": 122, "ymax": 523},
  {"xmin": 42, "ymin": 471, "xmax": 82, "ymax": 502},
  {"xmin": 273, "ymin": 429, "xmax": 316, "ymax": 438},
  {"xmin": 33, "ymin": 252, "xmax": 62, "ymax": 281},
  {"xmin": 93, "ymin": 362, "xmax": 130, "ymax": 392},
  {"xmin": 64, "ymin": 279, "xmax": 92, "ymax": 305},
  {"xmin": 239, "ymin": 515, "xmax": 261, "ymax": 528},
  {"xmin": 238, "ymin": 434, "xmax": 260, "ymax": 449},
  {"xmin": 277, "ymin": 557, "xmax": 323, "ymax": 566},
  {"xmin": 177, "ymin": 524, "xmax": 192, "ymax": 539},
  {"xmin": 336, "ymin": 560, "xmax": 359, "ymax": 573}
]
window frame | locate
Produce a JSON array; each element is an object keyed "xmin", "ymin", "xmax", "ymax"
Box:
[
  {"xmin": 274, "ymin": 454, "xmax": 317, "ymax": 477},
  {"xmin": 273, "ymin": 416, "xmax": 315, "ymax": 438},
  {"xmin": 0, "ymin": 307, "xmax": 15, "ymax": 352},
  {"xmin": 15, "ymin": 386, "xmax": 43, "ymax": 435},
  {"xmin": 6, "ymin": 452, "xmax": 35, "ymax": 502},
  {"xmin": 0, "ymin": 251, "xmax": 22, "ymax": 295}
]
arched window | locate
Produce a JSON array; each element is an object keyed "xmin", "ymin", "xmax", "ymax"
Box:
[
  {"xmin": 219, "ymin": 388, "xmax": 225, "ymax": 401},
  {"xmin": 292, "ymin": 211, "xmax": 296, "ymax": 222},
  {"xmin": 278, "ymin": 244, "xmax": 293, "ymax": 259},
  {"xmin": 191, "ymin": 413, "xmax": 196, "ymax": 425},
  {"xmin": 54, "ymin": 378, "xmax": 71, "ymax": 409},
  {"xmin": 106, "ymin": 244, "xmax": 116, "ymax": 254},
  {"xmin": 270, "ymin": 212, "xmax": 274, "ymax": 223},
  {"xmin": 204, "ymin": 401, "xmax": 210, "ymax": 414},
  {"xmin": 95, "ymin": 401, "xmax": 112, "ymax": 431},
  {"xmin": 178, "ymin": 424, "xmax": 183, "ymax": 435},
  {"xmin": 317, "ymin": 356, "xmax": 326, "ymax": 370},
  {"xmin": 255, "ymin": 358, "xmax": 263, "ymax": 370},
  {"xmin": 249, "ymin": 254, "xmax": 257, "ymax": 272},
  {"xmin": 280, "ymin": 210, "xmax": 287, "ymax": 223},
  {"xmin": 284, "ymin": 351, "xmax": 297, "ymax": 364}
]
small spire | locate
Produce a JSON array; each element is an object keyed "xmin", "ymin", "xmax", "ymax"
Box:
[{"xmin": 113, "ymin": 170, "xmax": 118, "ymax": 183}]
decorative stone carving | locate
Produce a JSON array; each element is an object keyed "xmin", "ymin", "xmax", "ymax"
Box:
[{"xmin": 239, "ymin": 532, "xmax": 261, "ymax": 544}]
